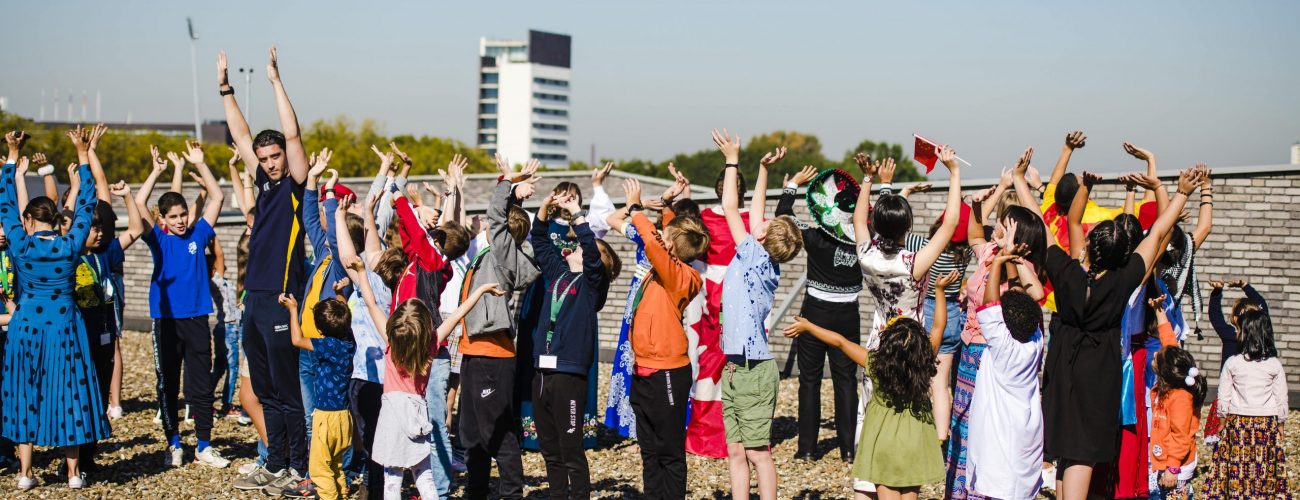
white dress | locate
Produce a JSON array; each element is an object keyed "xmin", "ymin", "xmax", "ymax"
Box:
[{"xmin": 966, "ymin": 304, "xmax": 1045, "ymax": 499}]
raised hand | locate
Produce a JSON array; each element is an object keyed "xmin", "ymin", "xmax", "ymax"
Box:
[
  {"xmin": 88, "ymin": 123, "xmax": 108, "ymax": 150},
  {"xmin": 789, "ymin": 165, "xmax": 817, "ymax": 187},
  {"xmin": 277, "ymin": 293, "xmax": 298, "ymax": 311},
  {"xmin": 324, "ymin": 169, "xmax": 339, "ymax": 190},
  {"xmin": 1176, "ymin": 167, "xmax": 1205, "ymax": 195},
  {"xmin": 759, "ymin": 147, "xmax": 787, "ymax": 168},
  {"xmin": 67, "ymin": 126, "xmax": 90, "ymax": 153},
  {"xmin": 937, "ymin": 145, "xmax": 958, "ymax": 170},
  {"xmin": 622, "ymin": 178, "xmax": 643, "ymax": 207},
  {"xmin": 852, "ymin": 152, "xmax": 872, "ymax": 175},
  {"xmin": 389, "ymin": 142, "xmax": 412, "ymax": 169},
  {"xmin": 343, "ymin": 254, "xmax": 365, "ymax": 272},
  {"xmin": 1122, "ymin": 142, "xmax": 1154, "ymax": 162},
  {"xmin": 332, "ymin": 277, "xmax": 352, "ymax": 296},
  {"xmin": 182, "ymin": 140, "xmax": 206, "ymax": 165},
  {"xmin": 868, "ymin": 157, "xmax": 893, "ymax": 181},
  {"xmin": 880, "ymin": 158, "xmax": 898, "ymax": 183},
  {"xmin": 150, "ymin": 145, "xmax": 169, "ymax": 175},
  {"xmin": 900, "ymin": 183, "xmax": 932, "ymax": 198},
  {"xmin": 1227, "ymin": 279, "xmax": 1246, "ymax": 288},
  {"xmin": 1011, "ymin": 147, "xmax": 1034, "ymax": 177},
  {"xmin": 166, "ymin": 151, "xmax": 185, "ymax": 169},
  {"xmin": 109, "ymin": 180, "xmax": 131, "ymax": 198},
  {"xmin": 644, "ymin": 198, "xmax": 666, "ymax": 211},
  {"xmin": 1065, "ymin": 130, "xmax": 1087, "ymax": 150},
  {"xmin": 1195, "ymin": 162, "xmax": 1212, "ymax": 189},
  {"xmin": 217, "ymin": 50, "xmax": 230, "ymax": 87},
  {"xmin": 228, "ymin": 145, "xmax": 242, "ymax": 169},
  {"xmin": 971, "ymin": 186, "xmax": 997, "ymax": 204},
  {"xmin": 266, "ymin": 45, "xmax": 280, "ymax": 82},
  {"xmin": 308, "ymin": 147, "xmax": 332, "ymax": 177},
  {"xmin": 14, "ymin": 156, "xmax": 28, "ymax": 176},
  {"xmin": 31, "ymin": 152, "xmax": 46, "ymax": 167},
  {"xmin": 711, "ymin": 128, "xmax": 741, "ymax": 165},
  {"xmin": 1081, "ymin": 171, "xmax": 1101, "ymax": 189},
  {"xmin": 476, "ymin": 282, "xmax": 508, "ymax": 297},
  {"xmin": 556, "ymin": 193, "xmax": 583, "ymax": 216},
  {"xmin": 1209, "ymin": 280, "xmax": 1225, "ymax": 290},
  {"xmin": 1026, "ymin": 165, "xmax": 1043, "ymax": 188},
  {"xmin": 591, "ymin": 161, "xmax": 614, "ymax": 187},
  {"xmin": 4, "ymin": 131, "xmax": 27, "ymax": 158},
  {"xmin": 371, "ymin": 144, "xmax": 395, "ymax": 174},
  {"xmin": 1147, "ymin": 294, "xmax": 1168, "ymax": 309},
  {"xmin": 1118, "ymin": 172, "xmax": 1161, "ymax": 191},
  {"xmin": 934, "ymin": 270, "xmax": 961, "ymax": 290},
  {"xmin": 514, "ymin": 179, "xmax": 537, "ymax": 200},
  {"xmin": 188, "ymin": 171, "xmax": 208, "ymax": 190}
]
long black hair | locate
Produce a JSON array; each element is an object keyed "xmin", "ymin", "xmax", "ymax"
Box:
[
  {"xmin": 871, "ymin": 193, "xmax": 912, "ymax": 255},
  {"xmin": 1237, "ymin": 309, "xmax": 1278, "ymax": 361},
  {"xmin": 1085, "ymin": 219, "xmax": 1131, "ymax": 283},
  {"xmin": 1002, "ymin": 205, "xmax": 1047, "ymax": 272},
  {"xmin": 1153, "ymin": 345, "xmax": 1208, "ymax": 412},
  {"xmin": 869, "ymin": 317, "xmax": 936, "ymax": 421}
]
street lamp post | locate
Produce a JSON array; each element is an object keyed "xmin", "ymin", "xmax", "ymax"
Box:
[
  {"xmin": 239, "ymin": 68, "xmax": 254, "ymax": 130},
  {"xmin": 187, "ymin": 17, "xmax": 202, "ymax": 142}
]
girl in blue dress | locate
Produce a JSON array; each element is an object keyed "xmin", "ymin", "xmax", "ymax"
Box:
[{"xmin": 0, "ymin": 129, "xmax": 109, "ymax": 491}]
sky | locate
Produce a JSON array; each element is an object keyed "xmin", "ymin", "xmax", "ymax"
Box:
[{"xmin": 2, "ymin": 0, "xmax": 1298, "ymax": 178}]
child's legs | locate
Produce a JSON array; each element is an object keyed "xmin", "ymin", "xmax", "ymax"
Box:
[
  {"xmin": 221, "ymin": 321, "xmax": 241, "ymax": 410},
  {"xmin": 299, "ymin": 349, "xmax": 316, "ymax": 445},
  {"xmin": 925, "ymin": 296, "xmax": 962, "ymax": 442},
  {"xmin": 723, "ymin": 359, "xmax": 779, "ymax": 500},
  {"xmin": 239, "ymin": 374, "xmax": 269, "ymax": 444},
  {"xmin": 630, "ymin": 373, "xmax": 663, "ymax": 496},
  {"xmin": 176, "ymin": 316, "xmax": 215, "ymax": 442},
  {"xmin": 382, "ymin": 467, "xmax": 405, "ymax": 500},
  {"xmin": 349, "ymin": 380, "xmax": 384, "ymax": 499},
  {"xmin": 409, "ymin": 458, "xmax": 438, "ymax": 500},
  {"xmin": 875, "ymin": 484, "xmax": 918, "ymax": 500},
  {"xmin": 153, "ymin": 319, "xmax": 184, "ymax": 441},
  {"xmin": 532, "ymin": 371, "xmax": 567, "ymax": 495},
  {"xmin": 110, "ymin": 338, "xmax": 122, "ymax": 406},
  {"xmin": 746, "ymin": 447, "xmax": 777, "ymax": 500},
  {"xmin": 536, "ymin": 371, "xmax": 590, "ymax": 498},
  {"xmin": 1059, "ymin": 460, "xmax": 1095, "ymax": 500},
  {"xmin": 725, "ymin": 442, "xmax": 752, "ymax": 500},
  {"xmin": 658, "ymin": 365, "xmax": 692, "ymax": 499},
  {"xmin": 308, "ymin": 409, "xmax": 353, "ymax": 500},
  {"xmin": 211, "ymin": 321, "xmax": 229, "ymax": 407},
  {"xmin": 424, "ymin": 352, "xmax": 452, "ymax": 496}
]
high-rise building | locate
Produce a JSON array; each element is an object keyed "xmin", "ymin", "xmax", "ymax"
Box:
[
  {"xmin": 1292, "ymin": 140, "xmax": 1300, "ymax": 165},
  {"xmin": 476, "ymin": 30, "xmax": 572, "ymax": 168}
]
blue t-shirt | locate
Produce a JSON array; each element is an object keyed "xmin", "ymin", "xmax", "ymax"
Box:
[
  {"xmin": 76, "ymin": 239, "xmax": 125, "ymax": 339},
  {"xmin": 246, "ymin": 168, "xmax": 307, "ymax": 294},
  {"xmin": 721, "ymin": 236, "xmax": 780, "ymax": 360},
  {"xmin": 144, "ymin": 219, "xmax": 216, "ymax": 319},
  {"xmin": 312, "ymin": 336, "xmax": 356, "ymax": 411}
]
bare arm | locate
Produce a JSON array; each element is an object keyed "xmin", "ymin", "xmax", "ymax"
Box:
[
  {"xmin": 711, "ymin": 130, "xmax": 749, "ymax": 245},
  {"xmin": 1192, "ymin": 164, "xmax": 1213, "ymax": 251},
  {"xmin": 851, "ymin": 153, "xmax": 880, "ymax": 246},
  {"xmin": 135, "ymin": 145, "xmax": 170, "ymax": 226},
  {"xmin": 435, "ymin": 283, "xmax": 506, "ymax": 344},
  {"xmin": 783, "ymin": 316, "xmax": 868, "ymax": 368},
  {"xmin": 1066, "ymin": 173, "xmax": 1094, "ymax": 260},
  {"xmin": 1048, "ymin": 131, "xmax": 1086, "ymax": 186},
  {"xmin": 266, "ymin": 46, "xmax": 309, "ymax": 184},
  {"xmin": 86, "ymin": 123, "xmax": 111, "ymax": 202},
  {"xmin": 226, "ymin": 146, "xmax": 253, "ymax": 218},
  {"xmin": 751, "ymin": 146, "xmax": 785, "ymax": 237},
  {"xmin": 110, "ymin": 182, "xmax": 145, "ymax": 250},
  {"xmin": 14, "ymin": 154, "xmax": 32, "ymax": 209},
  {"xmin": 912, "ymin": 147, "xmax": 962, "ymax": 281},
  {"xmin": 278, "ymin": 294, "xmax": 314, "ymax": 351},
  {"xmin": 42, "ymin": 170, "xmax": 57, "ymax": 200},
  {"xmin": 929, "ymin": 272, "xmax": 955, "ymax": 353},
  {"xmin": 217, "ymin": 51, "xmax": 259, "ymax": 174},
  {"xmin": 1134, "ymin": 168, "xmax": 1203, "ymax": 276},
  {"xmin": 183, "ymin": 141, "xmax": 225, "ymax": 226},
  {"xmin": 344, "ymin": 257, "xmax": 391, "ymax": 342}
]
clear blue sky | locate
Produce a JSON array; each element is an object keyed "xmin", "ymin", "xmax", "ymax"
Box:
[{"xmin": 3, "ymin": 0, "xmax": 1298, "ymax": 177}]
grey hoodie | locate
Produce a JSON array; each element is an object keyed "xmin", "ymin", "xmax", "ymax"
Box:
[{"xmin": 461, "ymin": 180, "xmax": 540, "ymax": 337}]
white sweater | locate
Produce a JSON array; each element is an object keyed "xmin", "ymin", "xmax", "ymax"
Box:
[{"xmin": 1217, "ymin": 355, "xmax": 1288, "ymax": 419}]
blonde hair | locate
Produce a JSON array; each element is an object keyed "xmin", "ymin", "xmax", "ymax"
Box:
[
  {"xmin": 763, "ymin": 215, "xmax": 804, "ymax": 263},
  {"xmin": 665, "ymin": 216, "xmax": 709, "ymax": 262},
  {"xmin": 386, "ymin": 299, "xmax": 436, "ymax": 378}
]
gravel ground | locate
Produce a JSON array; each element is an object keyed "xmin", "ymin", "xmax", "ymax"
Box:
[{"xmin": 7, "ymin": 331, "xmax": 1299, "ymax": 498}]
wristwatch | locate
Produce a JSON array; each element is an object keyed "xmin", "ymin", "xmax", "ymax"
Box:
[
  {"xmin": 628, "ymin": 203, "xmax": 643, "ymax": 213},
  {"xmin": 571, "ymin": 209, "xmax": 589, "ymax": 220}
]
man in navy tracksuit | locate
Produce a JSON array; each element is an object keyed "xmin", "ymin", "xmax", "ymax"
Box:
[{"xmin": 528, "ymin": 192, "xmax": 618, "ymax": 499}]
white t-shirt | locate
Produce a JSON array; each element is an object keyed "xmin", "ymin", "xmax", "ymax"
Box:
[
  {"xmin": 967, "ymin": 304, "xmax": 1045, "ymax": 500},
  {"xmin": 439, "ymin": 231, "xmax": 489, "ymax": 315}
]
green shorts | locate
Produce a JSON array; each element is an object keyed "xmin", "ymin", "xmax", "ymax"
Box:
[{"xmin": 721, "ymin": 358, "xmax": 779, "ymax": 448}]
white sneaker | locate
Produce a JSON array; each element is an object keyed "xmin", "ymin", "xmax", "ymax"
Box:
[
  {"xmin": 237, "ymin": 462, "xmax": 260, "ymax": 475},
  {"xmin": 182, "ymin": 405, "xmax": 193, "ymax": 424},
  {"xmin": 16, "ymin": 475, "xmax": 34, "ymax": 490},
  {"xmin": 68, "ymin": 473, "xmax": 86, "ymax": 489},
  {"xmin": 194, "ymin": 447, "xmax": 230, "ymax": 469},
  {"xmin": 107, "ymin": 405, "xmax": 123, "ymax": 420},
  {"xmin": 153, "ymin": 409, "xmax": 162, "ymax": 424},
  {"xmin": 1041, "ymin": 466, "xmax": 1057, "ymax": 490},
  {"xmin": 237, "ymin": 412, "xmax": 251, "ymax": 426},
  {"xmin": 164, "ymin": 445, "xmax": 183, "ymax": 467}
]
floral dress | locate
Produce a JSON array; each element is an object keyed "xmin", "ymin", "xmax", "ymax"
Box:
[{"xmin": 603, "ymin": 222, "xmax": 651, "ymax": 439}]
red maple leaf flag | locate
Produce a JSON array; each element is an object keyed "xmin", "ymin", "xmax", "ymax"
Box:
[{"xmin": 914, "ymin": 134, "xmax": 939, "ymax": 173}]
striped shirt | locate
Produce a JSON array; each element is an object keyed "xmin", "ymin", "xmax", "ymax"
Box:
[{"xmin": 905, "ymin": 233, "xmax": 972, "ymax": 298}]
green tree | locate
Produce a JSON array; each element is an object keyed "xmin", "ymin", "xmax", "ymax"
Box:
[{"xmin": 842, "ymin": 139, "xmax": 924, "ymax": 182}]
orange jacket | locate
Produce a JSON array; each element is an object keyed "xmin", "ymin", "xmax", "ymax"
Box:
[
  {"xmin": 1150, "ymin": 321, "xmax": 1198, "ymax": 472},
  {"xmin": 628, "ymin": 209, "xmax": 701, "ymax": 370}
]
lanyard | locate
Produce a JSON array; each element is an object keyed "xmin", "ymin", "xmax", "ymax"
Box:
[{"xmin": 545, "ymin": 273, "xmax": 582, "ymax": 353}]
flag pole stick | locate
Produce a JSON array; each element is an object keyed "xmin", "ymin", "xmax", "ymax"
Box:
[{"xmin": 915, "ymin": 134, "xmax": 972, "ymax": 167}]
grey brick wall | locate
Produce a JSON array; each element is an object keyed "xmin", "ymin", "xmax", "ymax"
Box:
[{"xmin": 115, "ymin": 165, "xmax": 1300, "ymax": 404}]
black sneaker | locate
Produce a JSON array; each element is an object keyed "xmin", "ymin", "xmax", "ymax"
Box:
[{"xmin": 280, "ymin": 478, "xmax": 318, "ymax": 499}]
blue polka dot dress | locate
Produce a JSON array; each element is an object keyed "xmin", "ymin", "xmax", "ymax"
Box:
[{"xmin": 0, "ymin": 162, "xmax": 110, "ymax": 447}]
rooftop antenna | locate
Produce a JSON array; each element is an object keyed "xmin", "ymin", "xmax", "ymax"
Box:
[
  {"xmin": 53, "ymin": 88, "xmax": 59, "ymax": 121},
  {"xmin": 95, "ymin": 90, "xmax": 101, "ymax": 121}
]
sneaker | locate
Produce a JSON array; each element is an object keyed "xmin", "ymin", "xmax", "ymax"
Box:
[
  {"xmin": 153, "ymin": 408, "xmax": 162, "ymax": 424},
  {"xmin": 16, "ymin": 475, "xmax": 35, "ymax": 490},
  {"xmin": 237, "ymin": 462, "xmax": 260, "ymax": 475},
  {"xmin": 195, "ymin": 447, "xmax": 231, "ymax": 468},
  {"xmin": 107, "ymin": 405, "xmax": 123, "ymax": 420},
  {"xmin": 68, "ymin": 473, "xmax": 86, "ymax": 489},
  {"xmin": 182, "ymin": 405, "xmax": 193, "ymax": 424},
  {"xmin": 163, "ymin": 445, "xmax": 184, "ymax": 467},
  {"xmin": 233, "ymin": 465, "xmax": 280, "ymax": 491},
  {"xmin": 280, "ymin": 478, "xmax": 318, "ymax": 499},
  {"xmin": 1041, "ymin": 465, "xmax": 1057, "ymax": 490},
  {"xmin": 262, "ymin": 468, "xmax": 303, "ymax": 496},
  {"xmin": 237, "ymin": 411, "xmax": 252, "ymax": 426},
  {"xmin": 223, "ymin": 407, "xmax": 244, "ymax": 420}
]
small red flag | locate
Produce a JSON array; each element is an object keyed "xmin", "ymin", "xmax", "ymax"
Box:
[{"xmin": 914, "ymin": 134, "xmax": 939, "ymax": 173}]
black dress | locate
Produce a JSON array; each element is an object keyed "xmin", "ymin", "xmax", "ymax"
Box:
[{"xmin": 1041, "ymin": 246, "xmax": 1146, "ymax": 463}]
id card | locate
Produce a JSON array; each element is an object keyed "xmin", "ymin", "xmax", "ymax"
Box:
[
  {"xmin": 539, "ymin": 355, "xmax": 558, "ymax": 369},
  {"xmin": 100, "ymin": 333, "xmax": 111, "ymax": 346}
]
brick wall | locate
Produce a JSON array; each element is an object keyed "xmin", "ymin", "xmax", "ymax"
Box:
[{"xmin": 114, "ymin": 165, "xmax": 1300, "ymax": 404}]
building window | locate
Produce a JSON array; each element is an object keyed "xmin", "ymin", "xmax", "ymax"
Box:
[
  {"xmin": 532, "ymin": 153, "xmax": 568, "ymax": 161},
  {"xmin": 478, "ymin": 118, "xmax": 497, "ymax": 129},
  {"xmin": 479, "ymin": 103, "xmax": 497, "ymax": 114},
  {"xmin": 478, "ymin": 133, "xmax": 497, "ymax": 145},
  {"xmin": 532, "ymin": 123, "xmax": 568, "ymax": 132},
  {"xmin": 532, "ymin": 138, "xmax": 568, "ymax": 146},
  {"xmin": 533, "ymin": 92, "xmax": 568, "ymax": 102},
  {"xmin": 480, "ymin": 88, "xmax": 498, "ymax": 98},
  {"xmin": 533, "ymin": 77, "xmax": 569, "ymax": 87},
  {"xmin": 481, "ymin": 72, "xmax": 499, "ymax": 84},
  {"xmin": 533, "ymin": 107, "xmax": 568, "ymax": 117}
]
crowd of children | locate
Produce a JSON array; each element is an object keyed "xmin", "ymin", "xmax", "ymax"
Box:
[{"xmin": 0, "ymin": 45, "xmax": 1292, "ymax": 500}]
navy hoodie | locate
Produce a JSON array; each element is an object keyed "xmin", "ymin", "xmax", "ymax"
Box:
[{"xmin": 529, "ymin": 216, "xmax": 609, "ymax": 375}]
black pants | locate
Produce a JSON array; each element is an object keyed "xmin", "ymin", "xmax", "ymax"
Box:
[
  {"xmin": 796, "ymin": 296, "xmax": 860, "ymax": 460},
  {"xmin": 459, "ymin": 355, "xmax": 524, "ymax": 499},
  {"xmin": 243, "ymin": 291, "xmax": 307, "ymax": 472},
  {"xmin": 153, "ymin": 316, "xmax": 214, "ymax": 442},
  {"xmin": 532, "ymin": 371, "xmax": 590, "ymax": 499},
  {"xmin": 631, "ymin": 365, "xmax": 691, "ymax": 500},
  {"xmin": 80, "ymin": 325, "xmax": 115, "ymax": 468},
  {"xmin": 348, "ymin": 379, "xmax": 383, "ymax": 500}
]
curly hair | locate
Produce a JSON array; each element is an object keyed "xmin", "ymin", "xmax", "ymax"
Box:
[
  {"xmin": 869, "ymin": 317, "xmax": 936, "ymax": 420},
  {"xmin": 1153, "ymin": 345, "xmax": 1207, "ymax": 413}
]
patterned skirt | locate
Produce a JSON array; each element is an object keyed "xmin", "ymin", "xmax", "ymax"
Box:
[
  {"xmin": 944, "ymin": 343, "xmax": 987, "ymax": 500},
  {"xmin": 1200, "ymin": 414, "xmax": 1290, "ymax": 498}
]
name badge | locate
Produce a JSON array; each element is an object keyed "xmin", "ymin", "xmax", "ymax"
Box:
[
  {"xmin": 539, "ymin": 355, "xmax": 558, "ymax": 369},
  {"xmin": 100, "ymin": 333, "xmax": 111, "ymax": 346}
]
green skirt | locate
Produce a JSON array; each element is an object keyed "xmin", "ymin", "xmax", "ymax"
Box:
[{"xmin": 853, "ymin": 394, "xmax": 945, "ymax": 488}]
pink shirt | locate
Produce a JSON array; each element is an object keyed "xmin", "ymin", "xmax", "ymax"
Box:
[
  {"xmin": 962, "ymin": 243, "xmax": 1037, "ymax": 345},
  {"xmin": 383, "ymin": 346, "xmax": 430, "ymax": 396}
]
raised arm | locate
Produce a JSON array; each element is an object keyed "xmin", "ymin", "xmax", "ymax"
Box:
[
  {"xmin": 217, "ymin": 51, "xmax": 260, "ymax": 175},
  {"xmin": 782, "ymin": 316, "xmax": 867, "ymax": 368},
  {"xmin": 63, "ymin": 164, "xmax": 81, "ymax": 212},
  {"xmin": 302, "ymin": 149, "xmax": 331, "ymax": 255},
  {"xmin": 912, "ymin": 146, "xmax": 962, "ymax": 280},
  {"xmin": 226, "ymin": 146, "xmax": 255, "ymax": 218},
  {"xmin": 1192, "ymin": 164, "xmax": 1213, "ymax": 251},
  {"xmin": 587, "ymin": 162, "xmax": 617, "ymax": 237},
  {"xmin": 168, "ymin": 150, "xmax": 185, "ymax": 195},
  {"xmin": 343, "ymin": 256, "xmax": 391, "ymax": 342},
  {"xmin": 183, "ymin": 141, "xmax": 225, "ymax": 226},
  {"xmin": 531, "ymin": 194, "xmax": 568, "ymax": 279},
  {"xmin": 1048, "ymin": 131, "xmax": 1086, "ymax": 186},
  {"xmin": 135, "ymin": 145, "xmax": 170, "ymax": 226},
  {"xmin": 712, "ymin": 129, "xmax": 749, "ymax": 245},
  {"xmin": 14, "ymin": 152, "xmax": 34, "ymax": 209},
  {"xmin": 751, "ymin": 145, "xmax": 785, "ymax": 237},
  {"xmin": 335, "ymin": 196, "xmax": 363, "ymax": 267},
  {"xmin": 86, "ymin": 123, "xmax": 111, "ymax": 202},
  {"xmin": 1240, "ymin": 281, "xmax": 1268, "ymax": 313},
  {"xmin": 436, "ymin": 283, "xmax": 506, "ymax": 343},
  {"xmin": 41, "ymin": 162, "xmax": 58, "ymax": 200},
  {"xmin": 110, "ymin": 181, "xmax": 145, "ymax": 250},
  {"xmin": 851, "ymin": 153, "xmax": 880, "ymax": 245},
  {"xmin": 277, "ymin": 294, "xmax": 314, "ymax": 351},
  {"xmin": 266, "ymin": 46, "xmax": 309, "ymax": 184},
  {"xmin": 1066, "ymin": 172, "xmax": 1097, "ymax": 260},
  {"xmin": 1, "ymin": 132, "xmax": 28, "ymax": 239},
  {"xmin": 64, "ymin": 128, "xmax": 98, "ymax": 250},
  {"xmin": 930, "ymin": 271, "xmax": 957, "ymax": 352},
  {"xmin": 1134, "ymin": 168, "xmax": 1203, "ymax": 276}
]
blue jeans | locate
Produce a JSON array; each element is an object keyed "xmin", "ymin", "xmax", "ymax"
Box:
[
  {"xmin": 425, "ymin": 348, "xmax": 453, "ymax": 497},
  {"xmin": 299, "ymin": 349, "xmax": 317, "ymax": 445},
  {"xmin": 257, "ymin": 437, "xmax": 268, "ymax": 465},
  {"xmin": 924, "ymin": 295, "xmax": 966, "ymax": 355},
  {"xmin": 213, "ymin": 321, "xmax": 242, "ymax": 410}
]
